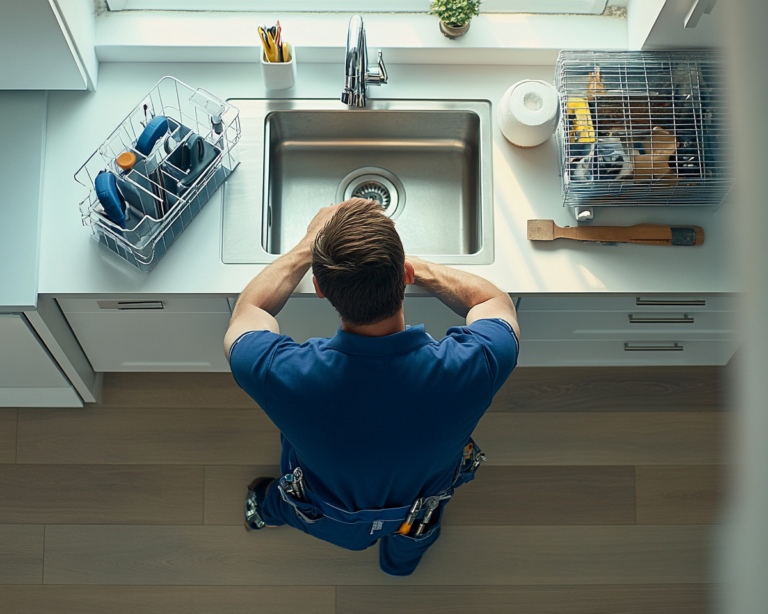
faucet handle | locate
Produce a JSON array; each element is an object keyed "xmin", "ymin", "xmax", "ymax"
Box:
[{"xmin": 365, "ymin": 50, "xmax": 388, "ymax": 86}]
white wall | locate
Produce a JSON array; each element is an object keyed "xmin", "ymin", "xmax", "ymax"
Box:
[{"xmin": 719, "ymin": 1, "xmax": 768, "ymax": 611}]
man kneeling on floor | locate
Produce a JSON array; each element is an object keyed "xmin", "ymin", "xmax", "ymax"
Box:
[{"xmin": 224, "ymin": 198, "xmax": 520, "ymax": 576}]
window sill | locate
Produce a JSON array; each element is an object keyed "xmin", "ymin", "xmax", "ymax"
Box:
[{"xmin": 96, "ymin": 11, "xmax": 627, "ymax": 65}]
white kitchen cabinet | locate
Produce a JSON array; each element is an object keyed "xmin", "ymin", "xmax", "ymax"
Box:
[
  {"xmin": 266, "ymin": 296, "xmax": 465, "ymax": 344},
  {"xmin": 516, "ymin": 294, "xmax": 738, "ymax": 366},
  {"xmin": 272, "ymin": 296, "xmax": 340, "ymax": 343},
  {"xmin": 57, "ymin": 297, "xmax": 232, "ymax": 372},
  {"xmin": 57, "ymin": 293, "xmax": 737, "ymax": 372},
  {"xmin": 0, "ymin": 1, "xmax": 93, "ymax": 90},
  {"xmin": 404, "ymin": 297, "xmax": 465, "ymax": 339},
  {"xmin": 0, "ymin": 314, "xmax": 81, "ymax": 407}
]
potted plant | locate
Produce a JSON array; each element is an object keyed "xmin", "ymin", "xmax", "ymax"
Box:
[{"xmin": 429, "ymin": 0, "xmax": 482, "ymax": 39}]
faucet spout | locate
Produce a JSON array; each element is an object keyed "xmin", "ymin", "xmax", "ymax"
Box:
[{"xmin": 341, "ymin": 15, "xmax": 387, "ymax": 108}]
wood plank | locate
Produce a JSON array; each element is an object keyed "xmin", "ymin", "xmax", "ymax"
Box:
[
  {"xmin": 492, "ymin": 366, "xmax": 724, "ymax": 412},
  {"xmin": 16, "ymin": 408, "xmax": 281, "ymax": 464},
  {"xmin": 337, "ymin": 585, "xmax": 710, "ymax": 614},
  {"xmin": 0, "ymin": 525, "xmax": 44, "ymax": 584},
  {"xmin": 0, "ymin": 465, "xmax": 204, "ymax": 524},
  {"xmin": 204, "ymin": 465, "xmax": 281, "ymax": 525},
  {"xmin": 96, "ymin": 373, "xmax": 258, "ymax": 409},
  {"xmin": 17, "ymin": 410, "xmax": 722, "ymax": 467},
  {"xmin": 203, "ymin": 465, "xmax": 635, "ymax": 526},
  {"xmin": 0, "ymin": 408, "xmax": 17, "ymax": 463},
  {"xmin": 0, "ymin": 586, "xmax": 335, "ymax": 614},
  {"xmin": 442, "ymin": 466, "xmax": 636, "ymax": 525},
  {"xmin": 474, "ymin": 412, "xmax": 723, "ymax": 465},
  {"xmin": 43, "ymin": 525, "xmax": 711, "ymax": 585},
  {"xmin": 96, "ymin": 367, "xmax": 727, "ymax": 412},
  {"xmin": 636, "ymin": 466, "xmax": 724, "ymax": 525}
]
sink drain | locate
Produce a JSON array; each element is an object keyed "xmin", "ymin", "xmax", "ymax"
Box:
[
  {"xmin": 351, "ymin": 181, "xmax": 391, "ymax": 208},
  {"xmin": 336, "ymin": 167, "xmax": 405, "ymax": 220}
]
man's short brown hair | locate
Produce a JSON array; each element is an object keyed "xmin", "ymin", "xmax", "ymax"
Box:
[{"xmin": 312, "ymin": 199, "xmax": 405, "ymax": 326}]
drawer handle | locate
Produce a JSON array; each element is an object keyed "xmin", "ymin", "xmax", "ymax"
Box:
[
  {"xmin": 624, "ymin": 343, "xmax": 684, "ymax": 352},
  {"xmin": 117, "ymin": 301, "xmax": 164, "ymax": 311},
  {"xmin": 629, "ymin": 314, "xmax": 694, "ymax": 324},
  {"xmin": 636, "ymin": 298, "xmax": 706, "ymax": 306}
]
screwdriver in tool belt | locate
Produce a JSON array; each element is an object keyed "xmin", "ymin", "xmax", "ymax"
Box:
[
  {"xmin": 397, "ymin": 499, "xmax": 423, "ymax": 535},
  {"xmin": 293, "ymin": 468, "xmax": 307, "ymax": 501},
  {"xmin": 414, "ymin": 497, "xmax": 440, "ymax": 536}
]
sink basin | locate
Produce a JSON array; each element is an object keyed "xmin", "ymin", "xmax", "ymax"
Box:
[{"xmin": 222, "ymin": 100, "xmax": 493, "ymax": 264}]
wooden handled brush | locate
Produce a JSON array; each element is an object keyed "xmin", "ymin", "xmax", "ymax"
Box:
[{"xmin": 527, "ymin": 220, "xmax": 704, "ymax": 246}]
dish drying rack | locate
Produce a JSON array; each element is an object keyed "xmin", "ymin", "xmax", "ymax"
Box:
[
  {"xmin": 74, "ymin": 77, "xmax": 240, "ymax": 271},
  {"xmin": 554, "ymin": 50, "xmax": 731, "ymax": 220}
]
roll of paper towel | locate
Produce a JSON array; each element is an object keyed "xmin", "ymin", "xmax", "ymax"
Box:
[{"xmin": 497, "ymin": 80, "xmax": 560, "ymax": 148}]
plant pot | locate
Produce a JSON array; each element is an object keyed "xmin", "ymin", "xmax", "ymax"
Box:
[{"xmin": 439, "ymin": 21, "xmax": 470, "ymax": 39}]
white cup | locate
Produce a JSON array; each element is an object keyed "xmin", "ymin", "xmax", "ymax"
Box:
[{"xmin": 260, "ymin": 44, "xmax": 297, "ymax": 91}]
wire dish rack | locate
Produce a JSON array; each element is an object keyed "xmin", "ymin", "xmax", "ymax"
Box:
[
  {"xmin": 74, "ymin": 77, "xmax": 240, "ymax": 272},
  {"xmin": 555, "ymin": 50, "xmax": 731, "ymax": 212}
]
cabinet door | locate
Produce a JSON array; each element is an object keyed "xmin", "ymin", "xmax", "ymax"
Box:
[
  {"xmin": 270, "ymin": 296, "xmax": 467, "ymax": 344},
  {"xmin": 274, "ymin": 297, "xmax": 341, "ymax": 343},
  {"xmin": 58, "ymin": 298, "xmax": 232, "ymax": 372},
  {"xmin": 0, "ymin": 314, "xmax": 81, "ymax": 407},
  {"xmin": 404, "ymin": 296, "xmax": 465, "ymax": 340}
]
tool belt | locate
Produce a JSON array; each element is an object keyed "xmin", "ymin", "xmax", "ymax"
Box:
[{"xmin": 277, "ymin": 439, "xmax": 487, "ymax": 537}]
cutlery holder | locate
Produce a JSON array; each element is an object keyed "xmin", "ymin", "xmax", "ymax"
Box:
[
  {"xmin": 261, "ymin": 45, "xmax": 296, "ymax": 90},
  {"xmin": 74, "ymin": 76, "xmax": 241, "ymax": 272}
]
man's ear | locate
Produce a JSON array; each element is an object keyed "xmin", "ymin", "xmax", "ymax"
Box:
[
  {"xmin": 313, "ymin": 276, "xmax": 326, "ymax": 298},
  {"xmin": 404, "ymin": 260, "xmax": 415, "ymax": 286}
]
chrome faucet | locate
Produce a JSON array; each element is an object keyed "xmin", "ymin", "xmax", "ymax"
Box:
[{"xmin": 341, "ymin": 15, "xmax": 388, "ymax": 108}]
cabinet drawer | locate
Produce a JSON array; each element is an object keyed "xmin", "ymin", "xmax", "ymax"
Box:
[
  {"xmin": 518, "ymin": 295, "xmax": 737, "ymax": 312},
  {"xmin": 518, "ymin": 310, "xmax": 736, "ymax": 341},
  {"xmin": 58, "ymin": 297, "xmax": 230, "ymax": 314},
  {"xmin": 58, "ymin": 297, "xmax": 232, "ymax": 372},
  {"xmin": 517, "ymin": 338, "xmax": 739, "ymax": 367}
]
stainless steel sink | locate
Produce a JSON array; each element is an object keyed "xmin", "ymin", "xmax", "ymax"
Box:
[{"xmin": 222, "ymin": 100, "xmax": 493, "ymax": 264}]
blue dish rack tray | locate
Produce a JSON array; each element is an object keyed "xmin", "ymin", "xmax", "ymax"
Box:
[{"xmin": 74, "ymin": 76, "xmax": 241, "ymax": 272}]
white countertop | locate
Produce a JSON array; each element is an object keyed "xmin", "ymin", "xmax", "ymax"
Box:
[
  {"xmin": 37, "ymin": 61, "xmax": 738, "ymax": 298},
  {"xmin": 0, "ymin": 92, "xmax": 47, "ymax": 311}
]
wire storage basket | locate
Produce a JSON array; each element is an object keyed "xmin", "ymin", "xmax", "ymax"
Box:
[
  {"xmin": 555, "ymin": 50, "xmax": 731, "ymax": 209},
  {"xmin": 74, "ymin": 77, "xmax": 240, "ymax": 272}
]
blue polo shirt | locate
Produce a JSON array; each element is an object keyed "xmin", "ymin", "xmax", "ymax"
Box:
[{"xmin": 229, "ymin": 318, "xmax": 518, "ymax": 512}]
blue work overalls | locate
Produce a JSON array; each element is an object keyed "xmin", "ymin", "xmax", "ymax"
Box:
[{"xmin": 260, "ymin": 436, "xmax": 484, "ymax": 576}]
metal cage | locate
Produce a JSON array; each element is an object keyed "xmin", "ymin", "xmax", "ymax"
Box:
[{"xmin": 555, "ymin": 50, "xmax": 731, "ymax": 209}]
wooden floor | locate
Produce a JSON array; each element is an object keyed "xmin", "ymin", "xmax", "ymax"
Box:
[{"xmin": 0, "ymin": 366, "xmax": 729, "ymax": 613}]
